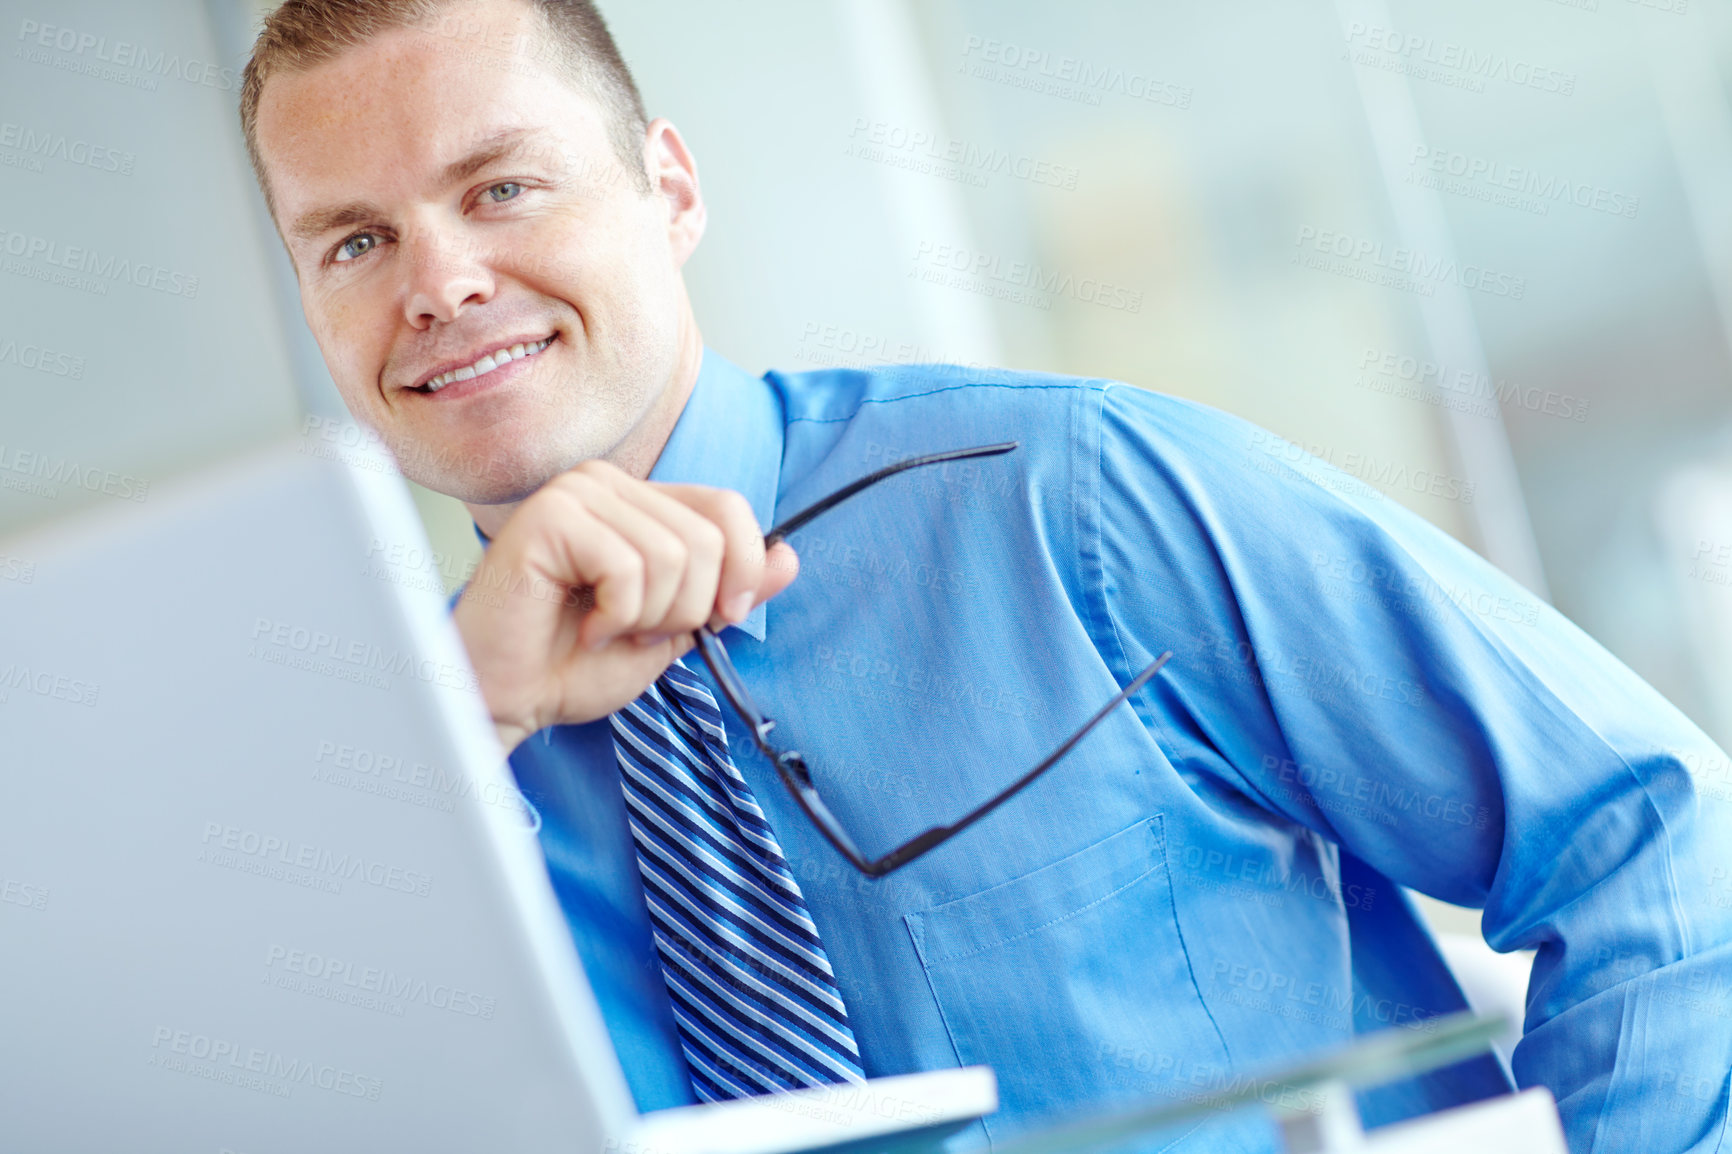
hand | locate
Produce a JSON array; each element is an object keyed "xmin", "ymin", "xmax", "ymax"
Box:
[{"xmin": 452, "ymin": 460, "xmax": 799, "ymax": 752}]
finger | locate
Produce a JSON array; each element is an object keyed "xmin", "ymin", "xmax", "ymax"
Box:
[
  {"xmin": 623, "ymin": 631, "xmax": 697, "ymax": 662},
  {"xmin": 544, "ymin": 628, "xmax": 697, "ymax": 725},
  {"xmin": 598, "ymin": 478, "xmax": 728, "ymax": 637},
  {"xmin": 567, "ymin": 475, "xmax": 693, "ymax": 635},
  {"xmin": 706, "ymin": 540, "xmax": 797, "ymax": 632},
  {"xmin": 522, "ymin": 479, "xmax": 653, "ymax": 650},
  {"xmin": 760, "ymin": 540, "xmax": 799, "ymax": 602},
  {"xmin": 658, "ymin": 484, "xmax": 766, "ymax": 625}
]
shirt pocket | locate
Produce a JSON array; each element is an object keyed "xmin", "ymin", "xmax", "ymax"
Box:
[{"xmin": 903, "ymin": 816, "xmax": 1232, "ymax": 1145}]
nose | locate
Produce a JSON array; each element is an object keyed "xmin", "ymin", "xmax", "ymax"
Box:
[{"xmin": 401, "ymin": 223, "xmax": 495, "ymax": 328}]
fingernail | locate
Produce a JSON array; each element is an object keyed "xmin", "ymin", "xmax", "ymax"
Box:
[
  {"xmin": 726, "ymin": 592, "xmax": 755, "ymax": 623},
  {"xmin": 637, "ymin": 632, "xmax": 674, "ymax": 647}
]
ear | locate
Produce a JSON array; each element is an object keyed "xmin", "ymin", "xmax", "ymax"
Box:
[{"xmin": 643, "ymin": 118, "xmax": 706, "ymax": 266}]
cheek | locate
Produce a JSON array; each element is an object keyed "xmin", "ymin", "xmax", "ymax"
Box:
[
  {"xmin": 580, "ymin": 220, "xmax": 678, "ymax": 339},
  {"xmin": 526, "ymin": 202, "xmax": 665, "ymax": 307},
  {"xmin": 305, "ymin": 285, "xmax": 391, "ymax": 401},
  {"xmin": 514, "ymin": 214, "xmax": 603, "ymax": 290}
]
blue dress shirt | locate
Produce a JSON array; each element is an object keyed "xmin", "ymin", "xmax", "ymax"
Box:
[{"xmin": 494, "ymin": 349, "xmax": 1732, "ymax": 1153}]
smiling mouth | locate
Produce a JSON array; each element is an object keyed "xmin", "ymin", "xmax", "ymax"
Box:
[{"xmin": 414, "ymin": 335, "xmax": 555, "ymax": 393}]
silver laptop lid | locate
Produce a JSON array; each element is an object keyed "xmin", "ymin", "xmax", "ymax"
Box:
[{"xmin": 0, "ymin": 437, "xmax": 637, "ymax": 1153}]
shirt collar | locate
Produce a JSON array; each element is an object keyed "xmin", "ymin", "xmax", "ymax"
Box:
[{"xmin": 647, "ymin": 347, "xmax": 784, "ymax": 642}]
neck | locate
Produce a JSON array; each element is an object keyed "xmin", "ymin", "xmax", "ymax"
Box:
[{"xmin": 464, "ymin": 309, "xmax": 705, "ymax": 540}]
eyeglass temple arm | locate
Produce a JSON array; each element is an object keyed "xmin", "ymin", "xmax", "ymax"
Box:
[
  {"xmin": 763, "ymin": 442, "xmax": 1018, "ymax": 547},
  {"xmin": 774, "ymin": 771, "xmax": 882, "ymax": 874},
  {"xmin": 855, "ymin": 650, "xmax": 1174, "ymax": 877},
  {"xmin": 700, "ymin": 436, "xmax": 1126, "ymax": 878}
]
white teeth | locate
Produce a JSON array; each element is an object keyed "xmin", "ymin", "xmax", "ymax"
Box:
[{"xmin": 421, "ymin": 336, "xmax": 553, "ymax": 392}]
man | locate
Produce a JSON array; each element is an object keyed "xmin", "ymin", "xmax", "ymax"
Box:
[{"xmin": 242, "ymin": 0, "xmax": 1732, "ymax": 1149}]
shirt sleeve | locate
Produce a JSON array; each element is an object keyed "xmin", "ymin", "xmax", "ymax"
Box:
[{"xmin": 1089, "ymin": 382, "xmax": 1732, "ymax": 1153}]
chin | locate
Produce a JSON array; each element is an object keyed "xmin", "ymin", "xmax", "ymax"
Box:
[
  {"xmin": 393, "ymin": 407, "xmax": 633, "ymax": 505},
  {"xmin": 449, "ymin": 468, "xmax": 561, "ymax": 508},
  {"xmin": 392, "ymin": 441, "xmax": 557, "ymax": 506}
]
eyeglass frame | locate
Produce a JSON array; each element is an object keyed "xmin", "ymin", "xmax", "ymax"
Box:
[{"xmin": 689, "ymin": 443, "xmax": 1173, "ymax": 878}]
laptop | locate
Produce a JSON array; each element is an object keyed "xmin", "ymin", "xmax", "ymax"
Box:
[{"xmin": 0, "ymin": 432, "xmax": 996, "ymax": 1154}]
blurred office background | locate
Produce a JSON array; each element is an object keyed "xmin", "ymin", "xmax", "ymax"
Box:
[{"xmin": 3, "ymin": 0, "xmax": 1730, "ymax": 953}]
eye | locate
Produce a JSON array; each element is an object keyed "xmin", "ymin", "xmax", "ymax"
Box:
[
  {"xmin": 332, "ymin": 232, "xmax": 381, "ymax": 264},
  {"xmin": 483, "ymin": 181, "xmax": 524, "ymax": 203}
]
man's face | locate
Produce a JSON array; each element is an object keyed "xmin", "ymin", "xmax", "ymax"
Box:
[{"xmin": 255, "ymin": 0, "xmax": 697, "ymax": 503}]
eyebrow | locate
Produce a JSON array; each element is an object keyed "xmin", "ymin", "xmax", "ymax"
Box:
[
  {"xmin": 287, "ymin": 127, "xmax": 541, "ymax": 243},
  {"xmin": 289, "ymin": 199, "xmax": 384, "ymax": 242},
  {"xmin": 438, "ymin": 126, "xmax": 538, "ymax": 187}
]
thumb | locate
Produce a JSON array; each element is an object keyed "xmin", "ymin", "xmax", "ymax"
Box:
[{"xmin": 756, "ymin": 540, "xmax": 800, "ymax": 604}]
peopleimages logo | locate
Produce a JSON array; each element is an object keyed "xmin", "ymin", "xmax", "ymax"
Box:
[
  {"xmin": 311, "ymin": 738, "xmax": 541, "ymax": 831},
  {"xmin": 0, "ymin": 442, "xmax": 150, "ymax": 503},
  {"xmin": 1247, "ymin": 429, "xmax": 1476, "ymax": 506},
  {"xmin": 794, "ymin": 320, "xmax": 994, "ymax": 375},
  {"xmin": 0, "ymin": 333, "xmax": 84, "ymax": 378},
  {"xmin": 0, "ymin": 225, "xmax": 199, "ymax": 299},
  {"xmin": 0, "ymin": 874, "xmax": 49, "ymax": 912},
  {"xmin": 1209, "ymin": 959, "xmax": 1443, "ymax": 1032},
  {"xmin": 0, "ymin": 662, "xmax": 100, "ymax": 707},
  {"xmin": 1311, "ymin": 546, "xmax": 1541, "ymax": 630},
  {"xmin": 1408, "ymin": 146, "xmax": 1639, "ymax": 220},
  {"xmin": 264, "ymin": 944, "xmax": 498, "ymax": 1020},
  {"xmin": 1356, "ymin": 347, "xmax": 1589, "ymax": 423},
  {"xmin": 148, "ymin": 1026, "xmax": 383, "ymax": 1101},
  {"xmin": 958, "ymin": 36, "xmax": 1194, "ymax": 109},
  {"xmin": 1260, "ymin": 753, "xmax": 1492, "ymax": 830},
  {"xmin": 0, "ymin": 120, "xmax": 134, "ymax": 175},
  {"xmin": 199, "ymin": 821, "xmax": 434, "ymax": 898},
  {"xmin": 846, "ymin": 118, "xmax": 1080, "ymax": 191},
  {"xmin": 1176, "ymin": 840, "xmax": 1377, "ymax": 911},
  {"xmin": 1293, "ymin": 226, "xmax": 1525, "ymax": 300},
  {"xmin": 15, "ymin": 19, "xmax": 237, "ymax": 92},
  {"xmin": 249, "ymin": 617, "xmax": 481, "ymax": 695},
  {"xmin": 1341, "ymin": 21, "xmax": 1576, "ymax": 96},
  {"xmin": 911, "ymin": 241, "xmax": 1144, "ymax": 313}
]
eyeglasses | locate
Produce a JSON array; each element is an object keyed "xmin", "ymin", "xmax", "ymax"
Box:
[{"xmin": 691, "ymin": 443, "xmax": 1173, "ymax": 878}]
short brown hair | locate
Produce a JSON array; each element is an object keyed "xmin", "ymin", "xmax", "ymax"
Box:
[{"xmin": 240, "ymin": 0, "xmax": 650, "ymax": 214}]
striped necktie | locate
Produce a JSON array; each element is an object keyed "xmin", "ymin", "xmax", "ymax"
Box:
[{"xmin": 608, "ymin": 659, "xmax": 867, "ymax": 1101}]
